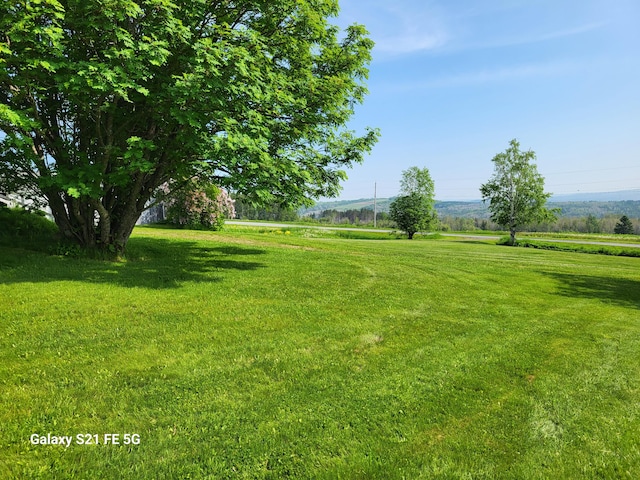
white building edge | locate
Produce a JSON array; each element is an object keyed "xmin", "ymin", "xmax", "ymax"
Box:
[
  {"xmin": 1, "ymin": 191, "xmax": 160, "ymax": 224},
  {"xmin": 0, "ymin": 192, "xmax": 54, "ymax": 219}
]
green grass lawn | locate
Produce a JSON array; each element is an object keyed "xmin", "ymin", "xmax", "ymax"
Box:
[
  {"xmin": 1, "ymin": 226, "xmax": 639, "ymax": 479},
  {"xmin": 518, "ymin": 231, "xmax": 640, "ymax": 245}
]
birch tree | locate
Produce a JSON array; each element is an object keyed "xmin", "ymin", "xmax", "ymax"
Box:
[{"xmin": 480, "ymin": 139, "xmax": 557, "ymax": 245}]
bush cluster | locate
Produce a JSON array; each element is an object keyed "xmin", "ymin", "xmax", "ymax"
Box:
[
  {"xmin": 497, "ymin": 236, "xmax": 640, "ymax": 258},
  {"xmin": 0, "ymin": 207, "xmax": 58, "ymax": 247},
  {"xmin": 160, "ymin": 181, "xmax": 235, "ymax": 230}
]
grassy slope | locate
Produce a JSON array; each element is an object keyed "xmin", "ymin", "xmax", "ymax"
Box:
[{"xmin": 1, "ymin": 226, "xmax": 639, "ymax": 479}]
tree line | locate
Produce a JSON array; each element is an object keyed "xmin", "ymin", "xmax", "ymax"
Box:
[
  {"xmin": 438, "ymin": 214, "xmax": 638, "ymax": 235},
  {"xmin": 305, "ymin": 208, "xmax": 391, "ymax": 226},
  {"xmin": 235, "ymin": 207, "xmax": 638, "ymax": 236}
]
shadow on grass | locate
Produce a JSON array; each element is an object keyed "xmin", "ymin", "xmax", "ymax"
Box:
[
  {"xmin": 542, "ymin": 272, "xmax": 640, "ymax": 310},
  {"xmin": 0, "ymin": 236, "xmax": 267, "ymax": 290}
]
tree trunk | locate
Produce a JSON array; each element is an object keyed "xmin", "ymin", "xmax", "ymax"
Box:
[
  {"xmin": 111, "ymin": 212, "xmax": 140, "ymax": 254},
  {"xmin": 46, "ymin": 190, "xmax": 77, "ymax": 241},
  {"xmin": 46, "ymin": 190, "xmax": 143, "ymax": 255},
  {"xmin": 509, "ymin": 228, "xmax": 516, "ymax": 246},
  {"xmin": 45, "ymin": 191, "xmax": 96, "ymax": 246}
]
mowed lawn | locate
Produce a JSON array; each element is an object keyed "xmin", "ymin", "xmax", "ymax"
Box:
[{"xmin": 1, "ymin": 226, "xmax": 639, "ymax": 479}]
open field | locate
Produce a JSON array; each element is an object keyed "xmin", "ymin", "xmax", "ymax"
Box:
[
  {"xmin": 227, "ymin": 220, "xmax": 640, "ymax": 254},
  {"xmin": 1, "ymin": 226, "xmax": 639, "ymax": 478}
]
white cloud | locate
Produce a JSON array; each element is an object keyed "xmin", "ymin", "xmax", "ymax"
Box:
[
  {"xmin": 461, "ymin": 63, "xmax": 566, "ymax": 83},
  {"xmin": 383, "ymin": 60, "xmax": 587, "ymax": 92},
  {"xmin": 460, "ymin": 22, "xmax": 607, "ymax": 51},
  {"xmin": 343, "ymin": 2, "xmax": 606, "ymax": 57},
  {"xmin": 375, "ymin": 30, "xmax": 446, "ymax": 55},
  {"xmin": 339, "ymin": 1, "xmax": 450, "ymax": 56},
  {"xmin": 373, "ymin": 7, "xmax": 448, "ymax": 54}
]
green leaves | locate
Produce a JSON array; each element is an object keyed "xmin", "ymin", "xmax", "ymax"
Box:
[
  {"xmin": 66, "ymin": 187, "xmax": 81, "ymax": 198},
  {"xmin": 400, "ymin": 166, "xmax": 435, "ymax": 200},
  {"xmin": 390, "ymin": 193, "xmax": 436, "ymax": 239},
  {"xmin": 123, "ymin": 136, "xmax": 156, "ymax": 173},
  {"xmin": 0, "ymin": 105, "xmax": 34, "ymax": 131}
]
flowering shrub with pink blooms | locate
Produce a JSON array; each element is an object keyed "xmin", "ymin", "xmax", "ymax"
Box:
[{"xmin": 162, "ymin": 180, "xmax": 235, "ymax": 230}]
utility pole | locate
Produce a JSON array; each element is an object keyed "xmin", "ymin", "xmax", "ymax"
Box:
[{"xmin": 374, "ymin": 182, "xmax": 377, "ymax": 228}]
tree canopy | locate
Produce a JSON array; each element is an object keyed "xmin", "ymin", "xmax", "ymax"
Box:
[
  {"xmin": 399, "ymin": 166, "xmax": 435, "ymax": 199},
  {"xmin": 480, "ymin": 139, "xmax": 557, "ymax": 245},
  {"xmin": 0, "ymin": 0, "xmax": 378, "ymax": 252}
]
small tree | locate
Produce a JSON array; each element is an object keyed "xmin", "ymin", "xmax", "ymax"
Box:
[
  {"xmin": 585, "ymin": 214, "xmax": 601, "ymax": 233},
  {"xmin": 389, "ymin": 167, "xmax": 436, "ymax": 239},
  {"xmin": 614, "ymin": 215, "xmax": 634, "ymax": 234},
  {"xmin": 480, "ymin": 139, "xmax": 558, "ymax": 245},
  {"xmin": 390, "ymin": 193, "xmax": 435, "ymax": 239}
]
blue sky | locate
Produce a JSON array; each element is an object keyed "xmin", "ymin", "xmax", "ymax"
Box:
[{"xmin": 331, "ymin": 0, "xmax": 640, "ymax": 201}]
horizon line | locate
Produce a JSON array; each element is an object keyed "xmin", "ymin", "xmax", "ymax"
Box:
[{"xmin": 319, "ymin": 188, "xmax": 640, "ymax": 204}]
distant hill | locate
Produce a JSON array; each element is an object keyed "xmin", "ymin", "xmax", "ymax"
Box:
[
  {"xmin": 548, "ymin": 200, "xmax": 640, "ymax": 218},
  {"xmin": 550, "ymin": 189, "xmax": 640, "ymax": 202},
  {"xmin": 302, "ymin": 189, "xmax": 640, "ymax": 219},
  {"xmin": 301, "ymin": 198, "xmax": 395, "ymax": 216},
  {"xmin": 422, "ymin": 200, "xmax": 640, "ymax": 219}
]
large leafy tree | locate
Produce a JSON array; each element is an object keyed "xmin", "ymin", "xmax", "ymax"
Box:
[
  {"xmin": 389, "ymin": 166, "xmax": 436, "ymax": 239},
  {"xmin": 0, "ymin": 0, "xmax": 378, "ymax": 252},
  {"xmin": 480, "ymin": 139, "xmax": 557, "ymax": 245}
]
